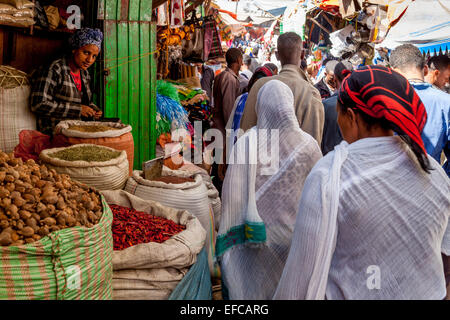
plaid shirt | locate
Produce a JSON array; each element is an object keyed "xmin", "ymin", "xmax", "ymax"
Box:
[{"xmin": 30, "ymin": 56, "xmax": 99, "ymax": 136}]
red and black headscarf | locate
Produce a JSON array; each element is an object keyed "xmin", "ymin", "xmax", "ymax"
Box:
[
  {"xmin": 245, "ymin": 66, "xmax": 274, "ymax": 93},
  {"xmin": 338, "ymin": 65, "xmax": 428, "ymax": 155}
]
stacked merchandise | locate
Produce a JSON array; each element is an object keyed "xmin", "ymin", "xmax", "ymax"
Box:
[
  {"xmin": 156, "ymin": 80, "xmax": 190, "ymax": 140},
  {"xmin": 176, "ymin": 84, "xmax": 211, "ymax": 130},
  {"xmin": 156, "ymin": 80, "xmax": 192, "ymax": 169},
  {"xmin": 33, "ymin": 0, "xmax": 83, "ymax": 32},
  {"xmin": 171, "ymin": 82, "xmax": 212, "ymax": 166},
  {"xmin": 0, "ymin": 0, "xmax": 35, "ymax": 28}
]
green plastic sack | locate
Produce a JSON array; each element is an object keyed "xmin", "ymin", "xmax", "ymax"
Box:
[{"xmin": 0, "ymin": 196, "xmax": 113, "ymax": 300}]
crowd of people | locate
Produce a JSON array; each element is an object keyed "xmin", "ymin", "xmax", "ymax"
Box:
[
  {"xmin": 29, "ymin": 27, "xmax": 450, "ymax": 300},
  {"xmin": 206, "ymin": 31, "xmax": 450, "ymax": 300}
]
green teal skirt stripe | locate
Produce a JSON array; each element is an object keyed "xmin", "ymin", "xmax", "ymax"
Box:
[{"xmin": 215, "ymin": 221, "xmax": 266, "ymax": 257}]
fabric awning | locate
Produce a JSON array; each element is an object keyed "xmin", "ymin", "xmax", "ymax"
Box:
[
  {"xmin": 220, "ymin": 11, "xmax": 246, "ymax": 35},
  {"xmin": 379, "ymin": 0, "xmax": 450, "ymax": 56}
]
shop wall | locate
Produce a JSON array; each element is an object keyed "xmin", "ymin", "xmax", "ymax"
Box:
[
  {"xmin": 0, "ymin": 0, "xmax": 93, "ymax": 74},
  {"xmin": 0, "ymin": 28, "xmax": 66, "ymax": 74},
  {"xmin": 99, "ymin": 0, "xmax": 157, "ymax": 170}
]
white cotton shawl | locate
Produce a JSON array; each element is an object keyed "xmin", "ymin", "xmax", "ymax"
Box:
[
  {"xmin": 217, "ymin": 80, "xmax": 322, "ymax": 300},
  {"xmin": 274, "ymin": 136, "xmax": 450, "ymax": 300}
]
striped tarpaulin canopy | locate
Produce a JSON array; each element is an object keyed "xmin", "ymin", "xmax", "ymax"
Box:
[{"xmin": 416, "ymin": 38, "xmax": 450, "ymax": 56}]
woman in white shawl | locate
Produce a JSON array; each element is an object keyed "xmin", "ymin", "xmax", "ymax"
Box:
[
  {"xmin": 216, "ymin": 80, "xmax": 322, "ymax": 300},
  {"xmin": 274, "ymin": 65, "xmax": 450, "ymax": 300}
]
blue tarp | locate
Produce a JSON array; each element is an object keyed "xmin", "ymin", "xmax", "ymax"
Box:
[
  {"xmin": 416, "ymin": 38, "xmax": 450, "ymax": 56},
  {"xmin": 168, "ymin": 249, "xmax": 212, "ymax": 300}
]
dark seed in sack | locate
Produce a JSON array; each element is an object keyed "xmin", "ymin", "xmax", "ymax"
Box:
[
  {"xmin": 48, "ymin": 145, "xmax": 121, "ymax": 162},
  {"xmin": 0, "ymin": 151, "xmax": 103, "ymax": 246},
  {"xmin": 110, "ymin": 204, "xmax": 186, "ymax": 250}
]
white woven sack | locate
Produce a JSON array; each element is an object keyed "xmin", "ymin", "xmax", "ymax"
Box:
[
  {"xmin": 54, "ymin": 120, "xmax": 132, "ymax": 138},
  {"xmin": 112, "ymin": 267, "xmax": 190, "ymax": 300},
  {"xmin": 124, "ymin": 170, "xmax": 217, "ymax": 276},
  {"xmin": 40, "ymin": 144, "xmax": 129, "ymax": 190},
  {"xmin": 0, "ymin": 86, "xmax": 35, "ymax": 153},
  {"xmin": 162, "ymin": 164, "xmax": 222, "ymax": 231},
  {"xmin": 101, "ymin": 190, "xmax": 206, "ymax": 300}
]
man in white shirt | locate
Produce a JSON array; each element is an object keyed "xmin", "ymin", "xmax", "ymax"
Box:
[{"xmin": 239, "ymin": 55, "xmax": 253, "ymax": 91}]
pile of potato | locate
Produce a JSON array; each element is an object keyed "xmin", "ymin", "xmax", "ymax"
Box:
[{"xmin": 0, "ymin": 152, "xmax": 103, "ymax": 246}]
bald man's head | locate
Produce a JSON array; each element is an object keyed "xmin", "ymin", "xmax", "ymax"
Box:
[{"xmin": 276, "ymin": 32, "xmax": 303, "ymax": 67}]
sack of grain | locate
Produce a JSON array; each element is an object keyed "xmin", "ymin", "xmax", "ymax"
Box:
[
  {"xmin": 102, "ymin": 190, "xmax": 210, "ymax": 300},
  {"xmin": 0, "ymin": 0, "xmax": 33, "ymax": 9},
  {"xmin": 124, "ymin": 170, "xmax": 218, "ymax": 277},
  {"xmin": 0, "ymin": 3, "xmax": 15, "ymax": 14},
  {"xmin": 162, "ymin": 164, "xmax": 222, "ymax": 231},
  {"xmin": 40, "ymin": 144, "xmax": 129, "ymax": 191},
  {"xmin": 0, "ymin": 12, "xmax": 34, "ymax": 27},
  {"xmin": 0, "ymin": 0, "xmax": 34, "ymax": 9},
  {"xmin": 0, "ymin": 196, "xmax": 113, "ymax": 300},
  {"xmin": 0, "ymin": 66, "xmax": 36, "ymax": 153},
  {"xmin": 12, "ymin": 8, "xmax": 34, "ymax": 18},
  {"xmin": 54, "ymin": 120, "xmax": 134, "ymax": 175}
]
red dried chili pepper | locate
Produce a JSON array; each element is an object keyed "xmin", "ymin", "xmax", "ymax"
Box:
[{"xmin": 110, "ymin": 204, "xmax": 186, "ymax": 251}]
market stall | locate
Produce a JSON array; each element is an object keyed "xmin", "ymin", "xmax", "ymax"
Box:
[
  {"xmin": 301, "ymin": 0, "xmax": 450, "ymax": 70},
  {"xmin": 153, "ymin": 0, "xmax": 225, "ymax": 281},
  {"xmin": 0, "ymin": 0, "xmax": 219, "ymax": 301},
  {"xmin": 298, "ymin": 0, "xmax": 436, "ymax": 77}
]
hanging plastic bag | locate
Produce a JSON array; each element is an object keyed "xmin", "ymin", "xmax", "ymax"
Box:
[
  {"xmin": 33, "ymin": 0, "xmax": 49, "ymax": 29},
  {"xmin": 13, "ymin": 130, "xmax": 69, "ymax": 162},
  {"xmin": 43, "ymin": 5, "xmax": 60, "ymax": 30},
  {"xmin": 183, "ymin": 27, "xmax": 204, "ymax": 62}
]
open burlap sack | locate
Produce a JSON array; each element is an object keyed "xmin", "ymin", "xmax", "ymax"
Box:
[
  {"xmin": 162, "ymin": 164, "xmax": 222, "ymax": 231},
  {"xmin": 54, "ymin": 120, "xmax": 134, "ymax": 175},
  {"xmin": 124, "ymin": 170, "xmax": 217, "ymax": 276},
  {"xmin": 40, "ymin": 144, "xmax": 129, "ymax": 191},
  {"xmin": 101, "ymin": 190, "xmax": 206, "ymax": 300}
]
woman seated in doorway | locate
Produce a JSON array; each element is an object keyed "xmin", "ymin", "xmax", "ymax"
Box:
[
  {"xmin": 30, "ymin": 28, "xmax": 103, "ymax": 136},
  {"xmin": 274, "ymin": 65, "xmax": 450, "ymax": 300}
]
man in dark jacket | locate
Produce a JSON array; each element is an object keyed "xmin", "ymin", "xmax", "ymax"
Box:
[
  {"xmin": 315, "ymin": 60, "xmax": 339, "ymax": 99},
  {"xmin": 196, "ymin": 63, "xmax": 215, "ymax": 105},
  {"xmin": 321, "ymin": 60, "xmax": 353, "ymax": 155}
]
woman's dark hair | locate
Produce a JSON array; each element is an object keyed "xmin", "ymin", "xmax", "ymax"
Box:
[
  {"xmin": 337, "ymin": 101, "xmax": 433, "ymax": 173},
  {"xmin": 300, "ymin": 59, "xmax": 307, "ymax": 70}
]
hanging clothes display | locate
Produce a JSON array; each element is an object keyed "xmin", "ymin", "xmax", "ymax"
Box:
[
  {"xmin": 171, "ymin": 0, "xmax": 185, "ymax": 28},
  {"xmin": 203, "ymin": 18, "xmax": 223, "ymax": 61},
  {"xmin": 157, "ymin": 2, "xmax": 169, "ymax": 26}
]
